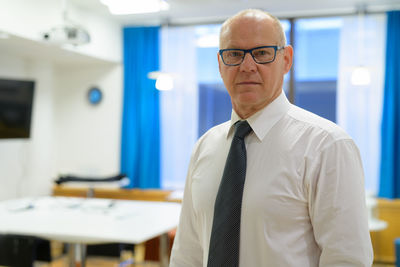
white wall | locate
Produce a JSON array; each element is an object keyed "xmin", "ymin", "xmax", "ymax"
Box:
[
  {"xmin": 54, "ymin": 64, "xmax": 122, "ymax": 177},
  {"xmin": 0, "ymin": 53, "xmax": 56, "ymax": 199},
  {"xmin": 0, "ymin": 0, "xmax": 123, "ymax": 200}
]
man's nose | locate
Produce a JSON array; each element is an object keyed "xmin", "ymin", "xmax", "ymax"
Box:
[{"xmin": 239, "ymin": 52, "xmax": 257, "ymax": 72}]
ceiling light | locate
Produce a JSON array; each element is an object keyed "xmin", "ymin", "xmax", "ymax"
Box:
[
  {"xmin": 156, "ymin": 73, "xmax": 174, "ymax": 91},
  {"xmin": 100, "ymin": 0, "xmax": 169, "ymax": 15},
  {"xmin": 351, "ymin": 66, "xmax": 371, "ymax": 86},
  {"xmin": 148, "ymin": 71, "xmax": 174, "ymax": 91},
  {"xmin": 351, "ymin": 6, "xmax": 370, "ymax": 86}
]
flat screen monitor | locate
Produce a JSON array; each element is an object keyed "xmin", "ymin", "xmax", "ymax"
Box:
[{"xmin": 0, "ymin": 78, "xmax": 35, "ymax": 139}]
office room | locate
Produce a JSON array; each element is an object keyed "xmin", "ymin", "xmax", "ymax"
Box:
[{"xmin": 0, "ymin": 0, "xmax": 400, "ymax": 266}]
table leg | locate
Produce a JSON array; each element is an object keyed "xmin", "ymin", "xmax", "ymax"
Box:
[
  {"xmin": 67, "ymin": 243, "xmax": 87, "ymax": 267},
  {"xmin": 67, "ymin": 244, "xmax": 76, "ymax": 267},
  {"xmin": 159, "ymin": 233, "xmax": 169, "ymax": 267},
  {"xmin": 79, "ymin": 244, "xmax": 87, "ymax": 267},
  {"xmin": 133, "ymin": 242, "xmax": 145, "ymax": 266}
]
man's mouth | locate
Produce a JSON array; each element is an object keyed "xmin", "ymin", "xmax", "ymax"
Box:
[{"xmin": 237, "ymin": 81, "xmax": 261, "ymax": 85}]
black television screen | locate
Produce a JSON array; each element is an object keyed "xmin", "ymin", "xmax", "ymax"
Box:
[{"xmin": 0, "ymin": 78, "xmax": 35, "ymax": 139}]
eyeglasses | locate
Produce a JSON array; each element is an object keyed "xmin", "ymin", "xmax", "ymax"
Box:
[{"xmin": 219, "ymin": 45, "xmax": 285, "ymax": 66}]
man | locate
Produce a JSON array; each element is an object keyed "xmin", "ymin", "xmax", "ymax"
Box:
[{"xmin": 170, "ymin": 9, "xmax": 373, "ymax": 267}]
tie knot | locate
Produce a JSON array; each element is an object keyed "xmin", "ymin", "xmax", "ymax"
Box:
[{"xmin": 234, "ymin": 120, "xmax": 252, "ymax": 139}]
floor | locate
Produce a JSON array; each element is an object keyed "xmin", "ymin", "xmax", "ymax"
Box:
[
  {"xmin": 31, "ymin": 241, "xmax": 162, "ymax": 267},
  {"xmin": 31, "ymin": 258, "xmax": 395, "ymax": 267},
  {"xmin": 35, "ymin": 256, "xmax": 160, "ymax": 267},
  {"xmin": 0, "ymin": 258, "xmax": 391, "ymax": 267}
]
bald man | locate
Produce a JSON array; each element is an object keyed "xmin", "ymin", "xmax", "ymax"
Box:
[{"xmin": 170, "ymin": 9, "xmax": 373, "ymax": 267}]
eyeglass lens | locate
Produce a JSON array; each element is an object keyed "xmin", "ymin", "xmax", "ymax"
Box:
[{"xmin": 222, "ymin": 47, "xmax": 276, "ymax": 65}]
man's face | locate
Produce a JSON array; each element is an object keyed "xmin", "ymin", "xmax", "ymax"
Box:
[{"xmin": 218, "ymin": 16, "xmax": 293, "ymax": 118}]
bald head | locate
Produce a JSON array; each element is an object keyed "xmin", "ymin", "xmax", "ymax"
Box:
[{"xmin": 219, "ymin": 9, "xmax": 286, "ymax": 49}]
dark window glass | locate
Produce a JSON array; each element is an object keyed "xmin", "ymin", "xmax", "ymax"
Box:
[{"xmin": 294, "ymin": 17, "xmax": 342, "ymax": 122}]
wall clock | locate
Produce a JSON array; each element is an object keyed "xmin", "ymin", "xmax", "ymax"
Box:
[{"xmin": 87, "ymin": 87, "xmax": 102, "ymax": 105}]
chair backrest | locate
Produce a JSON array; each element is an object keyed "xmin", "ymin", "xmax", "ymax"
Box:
[
  {"xmin": 54, "ymin": 174, "xmax": 127, "ymax": 185},
  {"xmin": 0, "ymin": 235, "xmax": 37, "ymax": 267}
]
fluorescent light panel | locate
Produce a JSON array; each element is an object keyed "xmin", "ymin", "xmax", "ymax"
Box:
[{"xmin": 100, "ymin": 0, "xmax": 169, "ymax": 15}]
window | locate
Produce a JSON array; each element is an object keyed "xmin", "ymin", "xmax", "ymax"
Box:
[
  {"xmin": 294, "ymin": 17, "xmax": 342, "ymax": 122},
  {"xmin": 160, "ymin": 15, "xmax": 385, "ymax": 193},
  {"xmin": 195, "ymin": 24, "xmax": 231, "ymax": 137}
]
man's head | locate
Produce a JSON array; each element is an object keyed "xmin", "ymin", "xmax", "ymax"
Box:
[{"xmin": 218, "ymin": 9, "xmax": 293, "ymax": 119}]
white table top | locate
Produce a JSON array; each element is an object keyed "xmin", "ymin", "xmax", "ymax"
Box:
[
  {"xmin": 366, "ymin": 196, "xmax": 388, "ymax": 232},
  {"xmin": 369, "ymin": 218, "xmax": 388, "ymax": 232},
  {"xmin": 0, "ymin": 196, "xmax": 181, "ymax": 245}
]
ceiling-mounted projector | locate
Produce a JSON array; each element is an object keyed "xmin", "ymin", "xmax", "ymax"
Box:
[{"xmin": 42, "ymin": 24, "xmax": 90, "ymax": 46}]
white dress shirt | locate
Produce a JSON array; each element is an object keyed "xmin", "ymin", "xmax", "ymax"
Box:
[{"xmin": 170, "ymin": 91, "xmax": 373, "ymax": 267}]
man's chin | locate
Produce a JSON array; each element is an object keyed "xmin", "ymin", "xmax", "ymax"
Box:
[
  {"xmin": 233, "ymin": 95, "xmax": 272, "ymax": 114},
  {"xmin": 236, "ymin": 93, "xmax": 260, "ymax": 105}
]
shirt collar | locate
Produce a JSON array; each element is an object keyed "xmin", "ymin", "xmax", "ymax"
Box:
[{"xmin": 227, "ymin": 91, "xmax": 291, "ymax": 141}]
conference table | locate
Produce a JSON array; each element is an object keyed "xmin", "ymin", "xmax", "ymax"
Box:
[{"xmin": 0, "ymin": 196, "xmax": 182, "ymax": 267}]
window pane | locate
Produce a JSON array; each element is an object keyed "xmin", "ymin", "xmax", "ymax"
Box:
[
  {"xmin": 294, "ymin": 17, "xmax": 342, "ymax": 122},
  {"xmin": 196, "ymin": 24, "xmax": 231, "ymax": 137},
  {"xmin": 281, "ymin": 20, "xmax": 291, "ymax": 95}
]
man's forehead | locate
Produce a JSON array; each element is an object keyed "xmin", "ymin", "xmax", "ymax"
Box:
[
  {"xmin": 221, "ymin": 15, "xmax": 275, "ymax": 37},
  {"xmin": 220, "ymin": 17, "xmax": 277, "ymax": 48}
]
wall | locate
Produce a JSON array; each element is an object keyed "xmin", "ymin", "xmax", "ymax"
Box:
[
  {"xmin": 0, "ymin": 0, "xmax": 123, "ymax": 200},
  {"xmin": 0, "ymin": 53, "xmax": 56, "ymax": 199},
  {"xmin": 54, "ymin": 64, "xmax": 122, "ymax": 177}
]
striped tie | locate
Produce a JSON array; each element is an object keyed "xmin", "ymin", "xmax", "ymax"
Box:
[{"xmin": 207, "ymin": 120, "xmax": 252, "ymax": 267}]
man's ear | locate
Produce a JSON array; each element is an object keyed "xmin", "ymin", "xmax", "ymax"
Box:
[{"xmin": 283, "ymin": 45, "xmax": 294, "ymax": 74}]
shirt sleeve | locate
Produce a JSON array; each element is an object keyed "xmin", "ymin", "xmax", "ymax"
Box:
[
  {"xmin": 170, "ymin": 146, "xmax": 203, "ymax": 267},
  {"xmin": 308, "ymin": 139, "xmax": 373, "ymax": 267}
]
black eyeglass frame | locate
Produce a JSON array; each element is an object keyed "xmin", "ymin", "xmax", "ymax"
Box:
[{"xmin": 219, "ymin": 45, "xmax": 285, "ymax": 66}]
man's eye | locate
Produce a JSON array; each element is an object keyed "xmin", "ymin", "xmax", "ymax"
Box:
[
  {"xmin": 228, "ymin": 51, "xmax": 243, "ymax": 57},
  {"xmin": 254, "ymin": 49, "xmax": 270, "ymax": 56}
]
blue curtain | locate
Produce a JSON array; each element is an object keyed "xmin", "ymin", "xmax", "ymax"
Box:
[
  {"xmin": 379, "ymin": 11, "xmax": 400, "ymax": 198},
  {"xmin": 121, "ymin": 26, "xmax": 160, "ymax": 188}
]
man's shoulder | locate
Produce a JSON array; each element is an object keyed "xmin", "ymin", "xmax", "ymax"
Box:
[{"xmin": 286, "ymin": 104, "xmax": 351, "ymax": 142}]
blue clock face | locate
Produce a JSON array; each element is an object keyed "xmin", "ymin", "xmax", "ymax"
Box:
[{"xmin": 88, "ymin": 87, "xmax": 102, "ymax": 105}]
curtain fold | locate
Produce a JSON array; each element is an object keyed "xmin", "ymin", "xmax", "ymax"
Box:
[
  {"xmin": 121, "ymin": 26, "xmax": 160, "ymax": 188},
  {"xmin": 379, "ymin": 11, "xmax": 400, "ymax": 198},
  {"xmin": 337, "ymin": 14, "xmax": 386, "ymax": 194}
]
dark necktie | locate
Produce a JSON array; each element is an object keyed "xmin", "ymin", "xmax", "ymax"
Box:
[{"xmin": 207, "ymin": 120, "xmax": 253, "ymax": 267}]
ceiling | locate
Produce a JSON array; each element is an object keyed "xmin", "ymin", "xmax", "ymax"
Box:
[{"xmin": 69, "ymin": 0, "xmax": 400, "ymax": 25}]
